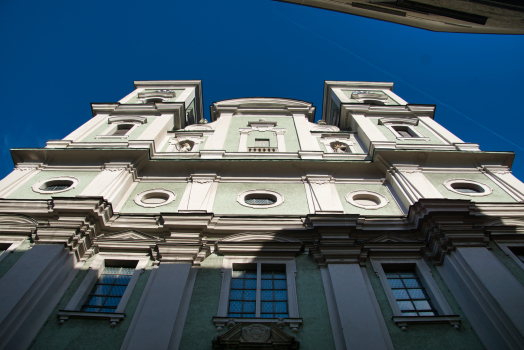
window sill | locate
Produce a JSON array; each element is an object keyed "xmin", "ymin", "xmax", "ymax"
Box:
[
  {"xmin": 95, "ymin": 135, "xmax": 129, "ymax": 140},
  {"xmin": 393, "ymin": 315, "xmax": 460, "ymax": 331},
  {"xmin": 212, "ymin": 316, "xmax": 302, "ymax": 333},
  {"xmin": 58, "ymin": 310, "xmax": 125, "ymax": 327},
  {"xmin": 396, "ymin": 137, "xmax": 430, "ymax": 141}
]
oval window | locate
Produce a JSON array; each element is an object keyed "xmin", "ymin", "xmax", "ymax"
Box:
[
  {"xmin": 32, "ymin": 176, "xmax": 79, "ymax": 194},
  {"xmin": 450, "ymin": 183, "xmax": 485, "ymax": 194},
  {"xmin": 141, "ymin": 192, "xmax": 170, "ymax": 205},
  {"xmin": 237, "ymin": 190, "xmax": 284, "ymax": 209},
  {"xmin": 444, "ymin": 179, "xmax": 492, "ymax": 197},
  {"xmin": 345, "ymin": 190, "xmax": 389, "ymax": 210},
  {"xmin": 134, "ymin": 189, "xmax": 176, "ymax": 208}
]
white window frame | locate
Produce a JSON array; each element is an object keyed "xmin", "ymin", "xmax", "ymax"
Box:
[
  {"xmin": 237, "ymin": 189, "xmax": 284, "ymax": 209},
  {"xmin": 214, "ymin": 257, "xmax": 301, "ymax": 331},
  {"xmin": 345, "ymin": 190, "xmax": 389, "ymax": 210},
  {"xmin": 31, "ymin": 176, "xmax": 80, "ymax": 194},
  {"xmin": 386, "ymin": 124, "xmax": 429, "ymax": 141},
  {"xmin": 133, "ymin": 188, "xmax": 177, "ymax": 208},
  {"xmin": 371, "ymin": 258, "xmax": 460, "ymax": 330},
  {"xmin": 96, "ymin": 118, "xmax": 144, "ymax": 140},
  {"xmin": 443, "ymin": 179, "xmax": 493, "ymax": 197},
  {"xmin": 0, "ymin": 237, "xmax": 26, "ymax": 264},
  {"xmin": 58, "ymin": 254, "xmax": 149, "ymax": 326}
]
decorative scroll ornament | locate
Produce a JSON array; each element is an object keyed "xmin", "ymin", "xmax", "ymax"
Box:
[
  {"xmin": 242, "ymin": 324, "xmax": 271, "ymax": 343},
  {"xmin": 331, "ymin": 142, "xmax": 348, "ymax": 153}
]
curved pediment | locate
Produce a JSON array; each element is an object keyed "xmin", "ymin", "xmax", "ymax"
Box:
[
  {"xmin": 214, "ymin": 97, "xmax": 312, "ymax": 109},
  {"xmin": 484, "ymin": 218, "xmax": 524, "ymax": 227},
  {"xmin": 0, "ymin": 214, "xmax": 37, "ymax": 227},
  {"xmin": 219, "ymin": 232, "xmax": 303, "ymax": 243}
]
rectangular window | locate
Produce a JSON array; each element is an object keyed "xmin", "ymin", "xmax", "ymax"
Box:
[
  {"xmin": 371, "ymin": 259, "xmax": 455, "ymax": 320},
  {"xmin": 392, "ymin": 126, "xmax": 415, "ymax": 138},
  {"xmin": 255, "ymin": 139, "xmax": 270, "ymax": 147},
  {"xmin": 227, "ymin": 263, "xmax": 289, "ymax": 318},
  {"xmin": 81, "ymin": 262, "xmax": 137, "ymax": 313},
  {"xmin": 385, "ymin": 268, "xmax": 438, "ymax": 316},
  {"xmin": 112, "ymin": 124, "xmax": 133, "ymax": 136}
]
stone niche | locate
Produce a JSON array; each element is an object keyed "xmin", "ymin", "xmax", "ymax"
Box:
[{"xmin": 212, "ymin": 323, "xmax": 300, "ymax": 350}]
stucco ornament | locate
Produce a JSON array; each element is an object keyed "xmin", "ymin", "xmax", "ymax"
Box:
[
  {"xmin": 331, "ymin": 142, "xmax": 348, "ymax": 153},
  {"xmin": 242, "ymin": 324, "xmax": 271, "ymax": 343},
  {"xmin": 179, "ymin": 142, "xmax": 192, "ymax": 152}
]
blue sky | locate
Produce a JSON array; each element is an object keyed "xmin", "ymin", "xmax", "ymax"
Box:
[{"xmin": 1, "ymin": 0, "xmax": 523, "ymax": 178}]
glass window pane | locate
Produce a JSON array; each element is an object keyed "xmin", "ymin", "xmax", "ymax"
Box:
[
  {"xmin": 399, "ymin": 272, "xmax": 417, "ymax": 278},
  {"xmin": 261, "ymin": 290, "xmax": 273, "ymax": 301},
  {"xmin": 100, "ymin": 308, "xmax": 115, "ymax": 313},
  {"xmin": 407, "ymin": 289, "xmax": 426, "ymax": 299},
  {"xmin": 229, "ymin": 290, "xmax": 243, "ymax": 300},
  {"xmin": 244, "ymin": 279, "xmax": 257, "ymax": 289},
  {"xmin": 401, "ymin": 312, "xmax": 418, "ymax": 316},
  {"xmin": 418, "ymin": 311, "xmax": 436, "ymax": 316},
  {"xmin": 245, "ymin": 271, "xmax": 257, "ymax": 278},
  {"xmin": 261, "ymin": 271, "xmax": 272, "ymax": 279},
  {"xmin": 387, "ymin": 279, "xmax": 403, "ymax": 288},
  {"xmin": 261, "ymin": 314, "xmax": 274, "ymax": 318},
  {"xmin": 243, "ymin": 302, "xmax": 255, "ymax": 313},
  {"xmin": 275, "ymin": 302, "xmax": 287, "ymax": 313},
  {"xmin": 228, "ymin": 313, "xmax": 241, "ymax": 317},
  {"xmin": 275, "ymin": 314, "xmax": 289, "ymax": 318},
  {"xmin": 244, "ymin": 289, "xmax": 256, "ymax": 301},
  {"xmin": 274, "ymin": 271, "xmax": 286, "ymax": 279},
  {"xmin": 275, "ymin": 290, "xmax": 287, "ymax": 301},
  {"xmin": 385, "ymin": 272, "xmax": 399, "ymax": 278},
  {"xmin": 413, "ymin": 300, "xmax": 432, "ymax": 311},
  {"xmin": 232, "ymin": 270, "xmax": 245, "ymax": 278},
  {"xmin": 274, "ymin": 280, "xmax": 287, "ymax": 289},
  {"xmin": 397, "ymin": 301, "xmax": 415, "ymax": 311},
  {"xmin": 109, "ymin": 286, "xmax": 127, "ymax": 296},
  {"xmin": 115, "ymin": 275, "xmax": 132, "ymax": 285},
  {"xmin": 103, "ymin": 297, "xmax": 121, "ymax": 307},
  {"xmin": 262, "ymin": 302, "xmax": 273, "ymax": 313},
  {"xmin": 103, "ymin": 267, "xmax": 121, "ymax": 274},
  {"xmin": 229, "ymin": 301, "xmax": 242, "ymax": 312},
  {"xmin": 243, "ymin": 314, "xmax": 256, "ymax": 318},
  {"xmin": 261, "ymin": 279, "xmax": 273, "ymax": 289},
  {"xmin": 82, "ymin": 307, "xmax": 99, "ymax": 312},
  {"xmin": 392, "ymin": 289, "xmax": 409, "ymax": 300},
  {"xmin": 403, "ymin": 279, "xmax": 423, "ymax": 288},
  {"xmin": 98, "ymin": 275, "xmax": 116, "ymax": 284},
  {"xmin": 92, "ymin": 285, "xmax": 112, "ymax": 295},
  {"xmin": 231, "ymin": 279, "xmax": 244, "ymax": 289},
  {"xmin": 86, "ymin": 296, "xmax": 105, "ymax": 306},
  {"xmin": 120, "ymin": 267, "xmax": 136, "ymax": 275}
]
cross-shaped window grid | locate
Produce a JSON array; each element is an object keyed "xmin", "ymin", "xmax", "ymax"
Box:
[
  {"xmin": 228, "ymin": 269, "xmax": 257, "ymax": 317},
  {"xmin": 385, "ymin": 270, "xmax": 438, "ymax": 316},
  {"xmin": 44, "ymin": 184, "xmax": 70, "ymax": 191},
  {"xmin": 81, "ymin": 266, "xmax": 135, "ymax": 313},
  {"xmin": 261, "ymin": 269, "xmax": 288, "ymax": 318}
]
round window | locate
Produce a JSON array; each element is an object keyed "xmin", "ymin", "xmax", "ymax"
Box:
[
  {"xmin": 345, "ymin": 190, "xmax": 389, "ymax": 210},
  {"xmin": 444, "ymin": 179, "xmax": 492, "ymax": 197},
  {"xmin": 134, "ymin": 189, "xmax": 176, "ymax": 208},
  {"xmin": 238, "ymin": 190, "xmax": 284, "ymax": 209},
  {"xmin": 32, "ymin": 176, "xmax": 79, "ymax": 194}
]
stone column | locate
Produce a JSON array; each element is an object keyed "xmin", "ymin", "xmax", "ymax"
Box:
[
  {"xmin": 388, "ymin": 165, "xmax": 443, "ymax": 206},
  {"xmin": 0, "ymin": 244, "xmax": 76, "ymax": 350},
  {"xmin": 293, "ymin": 114, "xmax": 320, "ymax": 151},
  {"xmin": 121, "ymin": 262, "xmax": 196, "ymax": 350},
  {"xmin": 305, "ymin": 175, "xmax": 344, "ymax": 213},
  {"xmin": 79, "ymin": 163, "xmax": 135, "ymax": 205},
  {"xmin": 438, "ymin": 247, "xmax": 524, "ymax": 350},
  {"xmin": 275, "ymin": 129, "xmax": 286, "ymax": 152},
  {"xmin": 203, "ymin": 113, "xmax": 232, "ymax": 150}
]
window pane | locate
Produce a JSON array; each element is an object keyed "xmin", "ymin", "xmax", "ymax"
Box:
[
  {"xmin": 386, "ymin": 268, "xmax": 438, "ymax": 317},
  {"xmin": 229, "ymin": 268, "xmax": 257, "ymax": 317},
  {"xmin": 275, "ymin": 290, "xmax": 287, "ymax": 301},
  {"xmin": 262, "ymin": 302, "xmax": 273, "ymax": 313},
  {"xmin": 245, "ymin": 279, "xmax": 257, "ymax": 289},
  {"xmin": 231, "ymin": 279, "xmax": 244, "ymax": 289},
  {"xmin": 82, "ymin": 266, "xmax": 134, "ymax": 313},
  {"xmin": 229, "ymin": 301, "xmax": 242, "ymax": 312},
  {"xmin": 243, "ymin": 302, "xmax": 255, "ymax": 313},
  {"xmin": 275, "ymin": 302, "xmax": 287, "ymax": 313},
  {"xmin": 397, "ymin": 301, "xmax": 415, "ymax": 310},
  {"xmin": 244, "ymin": 290, "xmax": 256, "ymax": 301},
  {"xmin": 274, "ymin": 280, "xmax": 287, "ymax": 289},
  {"xmin": 261, "ymin": 290, "xmax": 273, "ymax": 301},
  {"xmin": 261, "ymin": 279, "xmax": 273, "ymax": 289}
]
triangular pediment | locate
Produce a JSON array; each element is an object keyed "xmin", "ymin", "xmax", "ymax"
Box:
[
  {"xmin": 363, "ymin": 233, "xmax": 419, "ymax": 244},
  {"xmin": 96, "ymin": 230, "xmax": 161, "ymax": 241}
]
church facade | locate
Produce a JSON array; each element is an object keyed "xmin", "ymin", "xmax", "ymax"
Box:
[{"xmin": 0, "ymin": 80, "xmax": 524, "ymax": 349}]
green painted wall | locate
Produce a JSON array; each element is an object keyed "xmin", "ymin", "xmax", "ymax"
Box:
[
  {"xmin": 29, "ymin": 258, "xmax": 153, "ymax": 350},
  {"xmin": 81, "ymin": 117, "xmax": 158, "ymax": 143},
  {"xmin": 222, "ymin": 117, "xmax": 300, "ymax": 153},
  {"xmin": 180, "ymin": 254, "xmax": 335, "ymax": 350},
  {"xmin": 0, "ymin": 238, "xmax": 31, "ymax": 280},
  {"xmin": 7, "ymin": 171, "xmax": 99, "ymax": 200},
  {"xmin": 180, "ymin": 253, "xmax": 223, "ymax": 350},
  {"xmin": 366, "ymin": 259, "xmax": 485, "ymax": 350},
  {"xmin": 293, "ymin": 254, "xmax": 336, "ymax": 349},
  {"xmin": 491, "ymin": 241, "xmax": 524, "ymax": 287},
  {"xmin": 212, "ymin": 182, "xmax": 309, "ymax": 215},
  {"xmin": 336, "ymin": 183, "xmax": 403, "ymax": 216},
  {"xmin": 424, "ymin": 172, "xmax": 517, "ymax": 203},
  {"xmin": 119, "ymin": 181, "xmax": 187, "ymax": 214}
]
